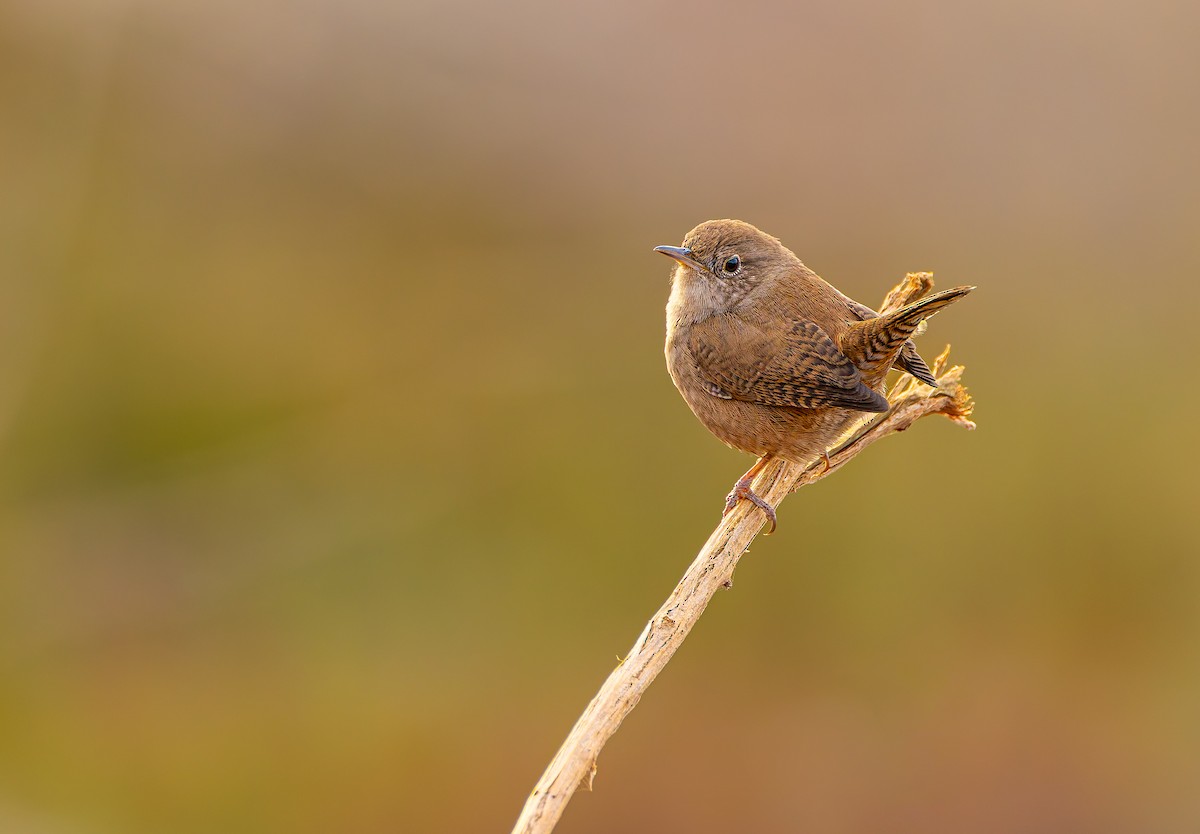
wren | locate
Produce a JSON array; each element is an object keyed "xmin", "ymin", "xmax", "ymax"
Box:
[{"xmin": 656, "ymin": 219, "xmax": 973, "ymax": 533}]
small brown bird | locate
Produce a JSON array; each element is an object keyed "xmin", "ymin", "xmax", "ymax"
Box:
[{"xmin": 655, "ymin": 219, "xmax": 973, "ymax": 533}]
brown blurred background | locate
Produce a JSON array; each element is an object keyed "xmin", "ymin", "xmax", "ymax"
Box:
[{"xmin": 2, "ymin": 1, "xmax": 1199, "ymax": 832}]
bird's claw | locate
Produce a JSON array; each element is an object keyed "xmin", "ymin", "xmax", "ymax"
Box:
[{"xmin": 723, "ymin": 481, "xmax": 778, "ymax": 535}]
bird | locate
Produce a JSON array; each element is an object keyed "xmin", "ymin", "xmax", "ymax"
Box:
[{"xmin": 655, "ymin": 219, "xmax": 973, "ymax": 534}]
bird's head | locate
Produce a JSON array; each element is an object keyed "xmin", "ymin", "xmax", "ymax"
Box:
[{"xmin": 655, "ymin": 219, "xmax": 794, "ymax": 318}]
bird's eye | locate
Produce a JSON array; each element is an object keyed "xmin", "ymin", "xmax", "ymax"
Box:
[{"xmin": 722, "ymin": 255, "xmax": 741, "ymax": 274}]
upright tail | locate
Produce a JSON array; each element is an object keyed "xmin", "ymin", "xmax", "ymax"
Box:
[{"xmin": 841, "ymin": 286, "xmax": 974, "ymax": 384}]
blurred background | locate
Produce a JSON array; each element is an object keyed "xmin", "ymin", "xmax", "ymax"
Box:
[{"xmin": 2, "ymin": 0, "xmax": 1199, "ymax": 832}]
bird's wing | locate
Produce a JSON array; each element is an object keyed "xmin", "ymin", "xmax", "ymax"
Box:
[{"xmin": 688, "ymin": 314, "xmax": 889, "ymax": 412}]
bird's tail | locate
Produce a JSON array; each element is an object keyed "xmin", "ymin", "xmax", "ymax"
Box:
[{"xmin": 842, "ymin": 286, "xmax": 974, "ymax": 382}]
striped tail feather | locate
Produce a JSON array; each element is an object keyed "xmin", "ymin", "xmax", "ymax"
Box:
[{"xmin": 842, "ymin": 286, "xmax": 974, "ymax": 382}]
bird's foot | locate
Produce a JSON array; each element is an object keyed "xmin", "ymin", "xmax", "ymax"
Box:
[
  {"xmin": 821, "ymin": 450, "xmax": 833, "ymax": 473},
  {"xmin": 723, "ymin": 479, "xmax": 777, "ymax": 535}
]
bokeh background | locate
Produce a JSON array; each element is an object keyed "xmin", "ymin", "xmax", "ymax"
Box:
[{"xmin": 3, "ymin": 1, "xmax": 1199, "ymax": 832}]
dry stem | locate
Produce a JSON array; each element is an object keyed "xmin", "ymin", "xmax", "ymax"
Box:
[{"xmin": 511, "ymin": 273, "xmax": 975, "ymax": 834}]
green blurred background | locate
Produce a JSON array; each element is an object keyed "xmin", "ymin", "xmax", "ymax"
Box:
[{"xmin": 3, "ymin": 1, "xmax": 1199, "ymax": 832}]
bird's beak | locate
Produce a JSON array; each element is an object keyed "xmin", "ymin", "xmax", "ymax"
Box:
[{"xmin": 654, "ymin": 245, "xmax": 704, "ymax": 271}]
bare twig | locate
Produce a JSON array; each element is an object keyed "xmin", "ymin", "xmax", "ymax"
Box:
[{"xmin": 512, "ymin": 273, "xmax": 975, "ymax": 834}]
